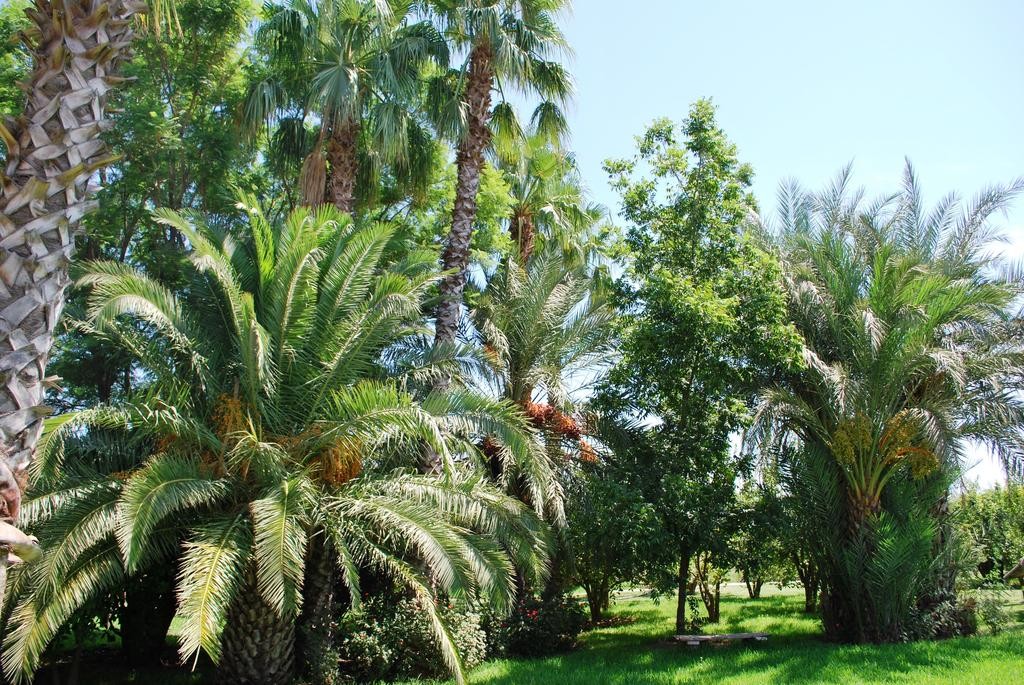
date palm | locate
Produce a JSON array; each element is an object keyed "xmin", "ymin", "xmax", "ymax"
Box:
[
  {"xmin": 246, "ymin": 0, "xmax": 447, "ymax": 212},
  {"xmin": 473, "ymin": 249, "xmax": 614, "ymax": 408},
  {"xmin": 751, "ymin": 163, "xmax": 1024, "ymax": 641},
  {"xmin": 471, "ymin": 248, "xmax": 614, "ymax": 502},
  {"xmin": 3, "ymin": 203, "xmax": 552, "ymax": 683},
  {"xmin": 424, "ymin": 0, "xmax": 573, "ymax": 346}
]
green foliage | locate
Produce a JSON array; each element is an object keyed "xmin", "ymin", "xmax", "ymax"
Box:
[
  {"xmin": 46, "ymin": 0, "xmax": 259, "ymax": 414},
  {"xmin": 338, "ymin": 593, "xmax": 487, "ymax": 682},
  {"xmin": 752, "ymin": 162, "xmax": 1024, "ymax": 642},
  {"xmin": 247, "ymin": 0, "xmax": 447, "ymax": 207},
  {"xmin": 486, "ymin": 594, "xmax": 587, "ymax": 658},
  {"xmin": 496, "ymin": 133, "xmax": 608, "ymax": 264},
  {"xmin": 955, "ymin": 485, "xmax": 1024, "ymax": 583},
  {"xmin": 564, "ymin": 456, "xmax": 663, "ymax": 621},
  {"xmin": 0, "ymin": 0, "xmax": 29, "ymax": 125},
  {"xmin": 472, "ymin": 248, "xmax": 616, "ymax": 408},
  {"xmin": 731, "ymin": 484, "xmax": 789, "ymax": 598},
  {"xmin": 973, "ymin": 585, "xmax": 1013, "ymax": 635},
  {"xmin": 6, "ymin": 204, "xmax": 553, "ymax": 684},
  {"xmin": 424, "ymin": 0, "xmax": 573, "ymax": 150},
  {"xmin": 599, "ymin": 99, "xmax": 799, "ymax": 631}
]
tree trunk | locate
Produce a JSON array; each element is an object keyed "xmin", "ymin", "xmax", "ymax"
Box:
[
  {"xmin": 675, "ymin": 548, "xmax": 690, "ymax": 634},
  {"xmin": 121, "ymin": 568, "xmax": 177, "ymax": 668},
  {"xmin": 803, "ymin": 581, "xmax": 818, "ymax": 614},
  {"xmin": 326, "ymin": 118, "xmax": 359, "ymax": 214},
  {"xmin": 710, "ymin": 582, "xmax": 721, "ymax": 622},
  {"xmin": 584, "ymin": 584, "xmax": 602, "ymax": 623},
  {"xmin": 433, "ymin": 42, "xmax": 494, "ymax": 347},
  {"xmin": 219, "ymin": 569, "xmax": 295, "ymax": 685},
  {"xmin": 695, "ymin": 552, "xmax": 721, "ymax": 623},
  {"xmin": 510, "ymin": 210, "xmax": 536, "ymax": 263},
  {"xmin": 298, "ymin": 536, "xmax": 338, "ymax": 685},
  {"xmin": 0, "ymin": 0, "xmax": 141, "ymax": 498},
  {"xmin": 793, "ymin": 553, "xmax": 818, "ymax": 613}
]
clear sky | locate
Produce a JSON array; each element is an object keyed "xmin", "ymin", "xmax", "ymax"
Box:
[{"xmin": 558, "ymin": 0, "xmax": 1024, "ymax": 487}]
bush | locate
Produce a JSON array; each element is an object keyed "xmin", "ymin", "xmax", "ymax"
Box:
[
  {"xmin": 486, "ymin": 595, "xmax": 586, "ymax": 658},
  {"xmin": 338, "ymin": 595, "xmax": 486, "ymax": 682},
  {"xmin": 974, "ymin": 585, "xmax": 1012, "ymax": 635},
  {"xmin": 903, "ymin": 593, "xmax": 977, "ymax": 641}
]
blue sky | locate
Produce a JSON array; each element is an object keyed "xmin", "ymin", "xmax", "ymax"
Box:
[{"xmin": 557, "ymin": 0, "xmax": 1024, "ymax": 486}]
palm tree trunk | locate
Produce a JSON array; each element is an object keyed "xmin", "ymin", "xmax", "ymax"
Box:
[
  {"xmin": 297, "ymin": 536, "xmax": 338, "ymax": 685},
  {"xmin": 0, "ymin": 0, "xmax": 141, "ymax": 485},
  {"xmin": 326, "ymin": 118, "xmax": 359, "ymax": 214},
  {"xmin": 510, "ymin": 210, "xmax": 536, "ymax": 263},
  {"xmin": 220, "ymin": 568, "xmax": 296, "ymax": 685},
  {"xmin": 434, "ymin": 42, "xmax": 493, "ymax": 347}
]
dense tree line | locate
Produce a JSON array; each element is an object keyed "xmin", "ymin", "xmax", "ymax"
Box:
[{"xmin": 0, "ymin": 1, "xmax": 1021, "ymax": 683}]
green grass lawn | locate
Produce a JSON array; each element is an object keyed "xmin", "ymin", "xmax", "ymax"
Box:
[
  {"xmin": 453, "ymin": 586, "xmax": 1024, "ymax": 685},
  {"xmin": 36, "ymin": 586, "xmax": 1023, "ymax": 684}
]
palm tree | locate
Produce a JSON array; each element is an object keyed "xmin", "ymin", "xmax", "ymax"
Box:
[
  {"xmin": 470, "ymin": 249, "xmax": 614, "ymax": 503},
  {"xmin": 751, "ymin": 163, "xmax": 1024, "ymax": 641},
  {"xmin": 425, "ymin": 0, "xmax": 573, "ymax": 346},
  {"xmin": 3, "ymin": 203, "xmax": 552, "ymax": 684},
  {"xmin": 473, "ymin": 250, "xmax": 613, "ymax": 408},
  {"xmin": 0, "ymin": 0, "xmax": 182, "ymax": 537},
  {"xmin": 498, "ymin": 134, "xmax": 603, "ymax": 264},
  {"xmin": 246, "ymin": 0, "xmax": 447, "ymax": 212},
  {"xmin": 469, "ymin": 247, "xmax": 613, "ymax": 599},
  {"xmin": 0, "ymin": 0, "xmax": 144, "ymax": 517}
]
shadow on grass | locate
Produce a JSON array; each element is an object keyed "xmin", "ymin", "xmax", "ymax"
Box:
[
  {"xmin": 468, "ymin": 593, "xmax": 1024, "ymax": 685},
  {"xmin": 35, "ymin": 638, "xmax": 213, "ymax": 685}
]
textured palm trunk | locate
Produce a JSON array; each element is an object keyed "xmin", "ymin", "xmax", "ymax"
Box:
[
  {"xmin": 220, "ymin": 568, "xmax": 296, "ymax": 685},
  {"xmin": 434, "ymin": 42, "xmax": 494, "ymax": 347},
  {"xmin": 297, "ymin": 536, "xmax": 338, "ymax": 685},
  {"xmin": 326, "ymin": 118, "xmax": 359, "ymax": 215},
  {"xmin": 0, "ymin": 0, "xmax": 141, "ymax": 488},
  {"xmin": 509, "ymin": 210, "xmax": 536, "ymax": 263}
]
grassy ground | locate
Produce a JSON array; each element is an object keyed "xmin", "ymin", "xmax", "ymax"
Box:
[
  {"xmin": 457, "ymin": 586, "xmax": 1024, "ymax": 685},
  {"xmin": 35, "ymin": 585, "xmax": 1023, "ymax": 684}
]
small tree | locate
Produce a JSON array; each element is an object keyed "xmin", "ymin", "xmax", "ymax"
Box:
[
  {"xmin": 564, "ymin": 457, "xmax": 662, "ymax": 622},
  {"xmin": 955, "ymin": 484, "xmax": 1024, "ymax": 583},
  {"xmin": 601, "ymin": 100, "xmax": 799, "ymax": 634},
  {"xmin": 731, "ymin": 484, "xmax": 787, "ymax": 599}
]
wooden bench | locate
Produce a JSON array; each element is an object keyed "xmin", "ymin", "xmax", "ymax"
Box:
[{"xmin": 673, "ymin": 632, "xmax": 768, "ymax": 647}]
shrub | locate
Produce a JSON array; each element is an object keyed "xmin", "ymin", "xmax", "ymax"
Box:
[
  {"xmin": 974, "ymin": 585, "xmax": 1012, "ymax": 635},
  {"xmin": 486, "ymin": 595, "xmax": 586, "ymax": 658},
  {"xmin": 338, "ymin": 595, "xmax": 486, "ymax": 682},
  {"xmin": 902, "ymin": 593, "xmax": 977, "ymax": 641}
]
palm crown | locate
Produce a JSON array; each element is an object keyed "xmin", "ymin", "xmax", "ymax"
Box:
[
  {"xmin": 498, "ymin": 134, "xmax": 604, "ymax": 263},
  {"xmin": 748, "ymin": 164, "xmax": 1024, "ymax": 642},
  {"xmin": 4, "ymin": 202, "xmax": 553, "ymax": 683},
  {"xmin": 425, "ymin": 0, "xmax": 574, "ymax": 347},
  {"xmin": 755, "ymin": 164, "xmax": 1024, "ymax": 492},
  {"xmin": 247, "ymin": 0, "xmax": 448, "ymax": 210}
]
